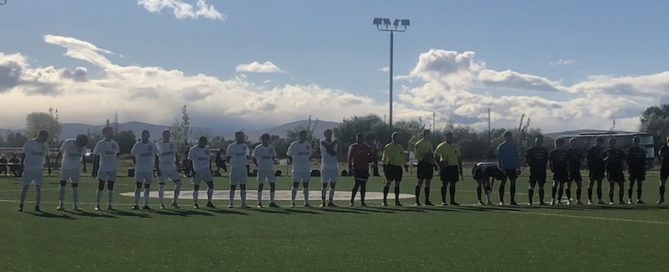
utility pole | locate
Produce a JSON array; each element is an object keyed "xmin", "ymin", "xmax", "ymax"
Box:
[
  {"xmin": 488, "ymin": 107, "xmax": 491, "ymax": 160},
  {"xmin": 432, "ymin": 112, "xmax": 436, "ymax": 132}
]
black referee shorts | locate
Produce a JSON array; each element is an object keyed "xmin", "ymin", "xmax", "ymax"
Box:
[
  {"xmin": 440, "ymin": 165, "xmax": 459, "ymax": 184},
  {"xmin": 417, "ymin": 161, "xmax": 434, "ymax": 179},
  {"xmin": 384, "ymin": 165, "xmax": 403, "ymax": 182}
]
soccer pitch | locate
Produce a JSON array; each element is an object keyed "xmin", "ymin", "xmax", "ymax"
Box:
[{"xmin": 1, "ymin": 172, "xmax": 667, "ymax": 272}]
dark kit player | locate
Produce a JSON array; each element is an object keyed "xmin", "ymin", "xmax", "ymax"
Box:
[
  {"xmin": 625, "ymin": 136, "xmax": 646, "ymax": 204},
  {"xmin": 586, "ymin": 137, "xmax": 606, "ymax": 205},
  {"xmin": 565, "ymin": 138, "xmax": 584, "ymax": 205},
  {"xmin": 549, "ymin": 138, "xmax": 568, "ymax": 206},
  {"xmin": 604, "ymin": 138, "xmax": 626, "ymax": 205},
  {"xmin": 658, "ymin": 136, "xmax": 669, "ymax": 204},
  {"xmin": 525, "ymin": 135, "xmax": 549, "ymax": 205},
  {"xmin": 472, "ymin": 162, "xmax": 505, "ymax": 205}
]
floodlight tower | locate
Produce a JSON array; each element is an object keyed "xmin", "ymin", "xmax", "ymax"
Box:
[{"xmin": 373, "ymin": 17, "xmax": 410, "ymax": 131}]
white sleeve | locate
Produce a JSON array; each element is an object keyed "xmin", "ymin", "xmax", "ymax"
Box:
[
  {"xmin": 131, "ymin": 143, "xmax": 138, "ymax": 156},
  {"xmin": 22, "ymin": 141, "xmax": 29, "ymax": 154},
  {"xmin": 93, "ymin": 142, "xmax": 100, "ymax": 155},
  {"xmin": 271, "ymin": 146, "xmax": 277, "ymax": 158},
  {"xmin": 286, "ymin": 143, "xmax": 294, "ymax": 157},
  {"xmin": 59, "ymin": 141, "xmax": 67, "ymax": 152}
]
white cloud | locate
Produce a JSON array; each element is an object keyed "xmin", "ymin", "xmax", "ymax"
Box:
[
  {"xmin": 379, "ymin": 66, "xmax": 389, "ymax": 73},
  {"xmin": 235, "ymin": 61, "xmax": 284, "ymax": 73},
  {"xmin": 137, "ymin": 0, "xmax": 226, "ymax": 21},
  {"xmin": 550, "ymin": 59, "xmax": 577, "ymax": 66}
]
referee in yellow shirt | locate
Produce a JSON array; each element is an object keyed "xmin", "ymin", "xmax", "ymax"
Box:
[
  {"xmin": 414, "ymin": 129, "xmax": 435, "ymax": 206},
  {"xmin": 382, "ymin": 132, "xmax": 405, "ymax": 206},
  {"xmin": 434, "ymin": 132, "xmax": 463, "ymax": 206}
]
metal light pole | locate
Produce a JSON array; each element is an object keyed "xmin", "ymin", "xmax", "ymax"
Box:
[{"xmin": 373, "ymin": 17, "xmax": 410, "ymax": 131}]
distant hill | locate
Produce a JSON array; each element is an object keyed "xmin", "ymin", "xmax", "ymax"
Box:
[{"xmin": 244, "ymin": 120, "xmax": 341, "ymax": 140}]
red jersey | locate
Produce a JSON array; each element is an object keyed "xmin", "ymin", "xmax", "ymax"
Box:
[{"xmin": 348, "ymin": 143, "xmax": 372, "ymax": 171}]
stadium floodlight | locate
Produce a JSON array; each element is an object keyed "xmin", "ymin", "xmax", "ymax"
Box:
[{"xmin": 372, "ymin": 17, "xmax": 410, "ymax": 130}]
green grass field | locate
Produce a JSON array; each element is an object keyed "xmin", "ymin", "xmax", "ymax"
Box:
[{"xmin": 0, "ymin": 170, "xmax": 667, "ymax": 272}]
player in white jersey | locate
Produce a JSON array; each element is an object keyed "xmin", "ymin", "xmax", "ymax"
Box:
[
  {"xmin": 93, "ymin": 127, "xmax": 120, "ymax": 211},
  {"xmin": 18, "ymin": 130, "xmax": 50, "ymax": 212},
  {"xmin": 252, "ymin": 133, "xmax": 279, "ymax": 208},
  {"xmin": 156, "ymin": 130, "xmax": 182, "ymax": 209},
  {"xmin": 131, "ymin": 130, "xmax": 158, "ymax": 210},
  {"xmin": 56, "ymin": 134, "xmax": 88, "ymax": 211},
  {"xmin": 287, "ymin": 130, "xmax": 313, "ymax": 208},
  {"xmin": 188, "ymin": 136, "xmax": 215, "ymax": 209},
  {"xmin": 319, "ymin": 129, "xmax": 339, "ymax": 207},
  {"xmin": 226, "ymin": 131, "xmax": 250, "ymax": 208}
]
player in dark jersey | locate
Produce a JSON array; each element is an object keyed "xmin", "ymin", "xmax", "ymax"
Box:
[
  {"xmin": 604, "ymin": 138, "xmax": 626, "ymax": 205},
  {"xmin": 658, "ymin": 136, "xmax": 669, "ymax": 204},
  {"xmin": 586, "ymin": 137, "xmax": 606, "ymax": 205},
  {"xmin": 525, "ymin": 135, "xmax": 549, "ymax": 205},
  {"xmin": 565, "ymin": 138, "xmax": 584, "ymax": 205},
  {"xmin": 472, "ymin": 162, "xmax": 505, "ymax": 205},
  {"xmin": 625, "ymin": 136, "xmax": 646, "ymax": 204},
  {"xmin": 549, "ymin": 138, "xmax": 569, "ymax": 205}
]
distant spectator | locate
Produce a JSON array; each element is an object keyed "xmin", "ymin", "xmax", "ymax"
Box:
[
  {"xmin": 0, "ymin": 155, "xmax": 7, "ymax": 176},
  {"xmin": 9, "ymin": 153, "xmax": 22, "ymax": 177}
]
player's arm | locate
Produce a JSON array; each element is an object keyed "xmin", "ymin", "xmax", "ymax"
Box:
[
  {"xmin": 155, "ymin": 153, "xmax": 161, "ymax": 175},
  {"xmin": 175, "ymin": 153, "xmax": 181, "ymax": 171},
  {"xmin": 92, "ymin": 155, "xmax": 100, "ymax": 177},
  {"xmin": 347, "ymin": 145, "xmax": 354, "ymax": 170},
  {"xmin": 45, "ymin": 149, "xmax": 51, "ymax": 174},
  {"xmin": 251, "ymin": 147, "xmax": 258, "ymax": 166}
]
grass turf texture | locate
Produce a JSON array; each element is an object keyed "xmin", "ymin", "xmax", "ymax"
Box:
[{"xmin": 0, "ymin": 171, "xmax": 667, "ymax": 272}]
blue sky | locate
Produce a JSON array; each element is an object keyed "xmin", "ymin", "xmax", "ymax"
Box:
[{"xmin": 1, "ymin": 0, "xmax": 669, "ymax": 132}]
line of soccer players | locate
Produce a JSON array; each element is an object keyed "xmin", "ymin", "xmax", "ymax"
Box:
[{"xmin": 16, "ymin": 127, "xmax": 669, "ymax": 212}]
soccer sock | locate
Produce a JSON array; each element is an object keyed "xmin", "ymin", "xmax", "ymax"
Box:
[
  {"xmin": 321, "ymin": 187, "xmax": 327, "ymax": 202},
  {"xmin": 329, "ymin": 185, "xmax": 335, "ymax": 201},
  {"xmin": 576, "ymin": 187, "xmax": 582, "ymax": 201},
  {"xmin": 19, "ymin": 185, "xmax": 28, "ymax": 206},
  {"xmin": 241, "ymin": 185, "xmax": 247, "ymax": 204},
  {"xmin": 449, "ymin": 184, "xmax": 456, "ymax": 203},
  {"xmin": 440, "ymin": 186, "xmax": 447, "ymax": 203},
  {"xmin": 270, "ymin": 184, "xmax": 276, "ymax": 203},
  {"xmin": 528, "ymin": 188, "xmax": 534, "ymax": 204},
  {"xmin": 360, "ymin": 182, "xmax": 367, "ymax": 203},
  {"xmin": 539, "ymin": 188, "xmax": 545, "ymax": 203},
  {"xmin": 230, "ymin": 188, "xmax": 236, "ymax": 204},
  {"xmin": 394, "ymin": 186, "xmax": 400, "ymax": 202},
  {"xmin": 174, "ymin": 181, "xmax": 182, "ymax": 202},
  {"xmin": 383, "ymin": 186, "xmax": 390, "ymax": 202},
  {"xmin": 498, "ymin": 184, "xmax": 505, "ymax": 203},
  {"xmin": 477, "ymin": 186, "xmax": 482, "ymax": 202},
  {"xmin": 618, "ymin": 186, "xmax": 624, "ymax": 202},
  {"xmin": 193, "ymin": 186, "xmax": 199, "ymax": 203},
  {"xmin": 351, "ymin": 182, "xmax": 360, "ymax": 203},
  {"xmin": 609, "ymin": 187, "xmax": 614, "ymax": 202},
  {"xmin": 628, "ymin": 185, "xmax": 633, "ymax": 200},
  {"xmin": 557, "ymin": 184, "xmax": 564, "ymax": 202},
  {"xmin": 134, "ymin": 188, "xmax": 141, "ymax": 204},
  {"xmin": 291, "ymin": 186, "xmax": 298, "ymax": 203},
  {"xmin": 566, "ymin": 188, "xmax": 571, "ymax": 200},
  {"xmin": 107, "ymin": 190, "xmax": 114, "ymax": 205},
  {"xmin": 258, "ymin": 190, "xmax": 263, "ymax": 203},
  {"xmin": 424, "ymin": 187, "xmax": 430, "ymax": 202},
  {"xmin": 637, "ymin": 182, "xmax": 643, "ymax": 200},
  {"xmin": 414, "ymin": 186, "xmax": 421, "ymax": 203},
  {"xmin": 597, "ymin": 185, "xmax": 602, "ymax": 201},
  {"xmin": 303, "ymin": 187, "xmax": 309, "ymax": 203},
  {"xmin": 72, "ymin": 187, "xmax": 79, "ymax": 206},
  {"xmin": 551, "ymin": 184, "xmax": 557, "ymax": 200},
  {"xmin": 587, "ymin": 187, "xmax": 593, "ymax": 201},
  {"xmin": 158, "ymin": 184, "xmax": 165, "ymax": 205},
  {"xmin": 144, "ymin": 188, "xmax": 150, "ymax": 206},
  {"xmin": 58, "ymin": 185, "xmax": 65, "ymax": 205},
  {"xmin": 207, "ymin": 187, "xmax": 213, "ymax": 202},
  {"xmin": 35, "ymin": 186, "xmax": 41, "ymax": 207},
  {"xmin": 509, "ymin": 183, "xmax": 516, "ymax": 203},
  {"xmin": 660, "ymin": 186, "xmax": 666, "ymax": 201},
  {"xmin": 96, "ymin": 189, "xmax": 102, "ymax": 206}
]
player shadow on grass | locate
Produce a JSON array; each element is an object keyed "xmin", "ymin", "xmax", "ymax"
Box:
[
  {"xmin": 108, "ymin": 209, "xmax": 152, "ymax": 218},
  {"xmin": 283, "ymin": 208, "xmax": 321, "ymax": 215},
  {"xmin": 251, "ymin": 208, "xmax": 291, "ymax": 215},
  {"xmin": 26, "ymin": 211, "xmax": 76, "ymax": 220},
  {"xmin": 317, "ymin": 207, "xmax": 366, "ymax": 214},
  {"xmin": 458, "ymin": 206, "xmax": 523, "ymax": 212},
  {"xmin": 205, "ymin": 208, "xmax": 250, "ymax": 215},
  {"xmin": 145, "ymin": 209, "xmax": 215, "ymax": 217},
  {"xmin": 65, "ymin": 210, "xmax": 117, "ymax": 219}
]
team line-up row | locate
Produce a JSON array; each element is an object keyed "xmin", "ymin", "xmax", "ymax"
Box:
[{"xmin": 15, "ymin": 127, "xmax": 669, "ymax": 212}]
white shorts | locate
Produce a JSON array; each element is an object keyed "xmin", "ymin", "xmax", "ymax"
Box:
[
  {"xmin": 134, "ymin": 171, "xmax": 153, "ymax": 184},
  {"xmin": 229, "ymin": 167, "xmax": 247, "ymax": 185},
  {"xmin": 192, "ymin": 169, "xmax": 213, "ymax": 185},
  {"xmin": 158, "ymin": 169, "xmax": 181, "ymax": 184},
  {"xmin": 292, "ymin": 171, "xmax": 310, "ymax": 183},
  {"xmin": 59, "ymin": 169, "xmax": 81, "ymax": 183},
  {"xmin": 257, "ymin": 169, "xmax": 276, "ymax": 184},
  {"xmin": 22, "ymin": 171, "xmax": 44, "ymax": 186},
  {"xmin": 97, "ymin": 170, "xmax": 117, "ymax": 182},
  {"xmin": 321, "ymin": 168, "xmax": 338, "ymax": 184}
]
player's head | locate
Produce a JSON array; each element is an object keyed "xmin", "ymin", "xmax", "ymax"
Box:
[
  {"xmin": 632, "ymin": 136, "xmax": 640, "ymax": 145},
  {"xmin": 445, "ymin": 132, "xmax": 453, "ymax": 143},
  {"xmin": 504, "ymin": 131, "xmax": 513, "ymax": 141},
  {"xmin": 261, "ymin": 133, "xmax": 270, "ymax": 145},
  {"xmin": 595, "ymin": 137, "xmax": 604, "ymax": 146},
  {"xmin": 356, "ymin": 133, "xmax": 364, "ymax": 144},
  {"xmin": 36, "ymin": 130, "xmax": 49, "ymax": 143},
  {"xmin": 391, "ymin": 132, "xmax": 400, "ymax": 143},
  {"xmin": 555, "ymin": 138, "xmax": 565, "ymax": 149},
  {"xmin": 162, "ymin": 129, "xmax": 171, "ymax": 141},
  {"xmin": 102, "ymin": 126, "xmax": 113, "ymax": 139},
  {"xmin": 422, "ymin": 129, "xmax": 430, "ymax": 138},
  {"xmin": 608, "ymin": 138, "xmax": 616, "ymax": 148},
  {"xmin": 535, "ymin": 135, "xmax": 544, "ymax": 146},
  {"xmin": 298, "ymin": 130, "xmax": 307, "ymax": 142},
  {"xmin": 569, "ymin": 138, "xmax": 577, "ymax": 146},
  {"xmin": 141, "ymin": 130, "xmax": 150, "ymax": 142},
  {"xmin": 198, "ymin": 136, "xmax": 208, "ymax": 147},
  {"xmin": 324, "ymin": 129, "xmax": 333, "ymax": 140},
  {"xmin": 235, "ymin": 131, "xmax": 245, "ymax": 143},
  {"xmin": 75, "ymin": 134, "xmax": 88, "ymax": 147}
]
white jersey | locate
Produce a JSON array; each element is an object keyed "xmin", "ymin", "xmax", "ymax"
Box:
[
  {"xmin": 226, "ymin": 143, "xmax": 249, "ymax": 169},
  {"xmin": 59, "ymin": 139, "xmax": 84, "ymax": 171},
  {"xmin": 252, "ymin": 144, "xmax": 277, "ymax": 171},
  {"xmin": 287, "ymin": 141, "xmax": 312, "ymax": 173},
  {"xmin": 22, "ymin": 139, "xmax": 49, "ymax": 173},
  {"xmin": 131, "ymin": 141, "xmax": 157, "ymax": 173},
  {"xmin": 94, "ymin": 139, "xmax": 120, "ymax": 172},
  {"xmin": 156, "ymin": 141, "xmax": 178, "ymax": 171},
  {"xmin": 319, "ymin": 139, "xmax": 339, "ymax": 170},
  {"xmin": 188, "ymin": 145, "xmax": 211, "ymax": 171}
]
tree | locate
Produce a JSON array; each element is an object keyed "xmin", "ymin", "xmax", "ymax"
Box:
[
  {"xmin": 115, "ymin": 130, "xmax": 136, "ymax": 154},
  {"xmin": 640, "ymin": 104, "xmax": 669, "ymax": 147},
  {"xmin": 171, "ymin": 105, "xmax": 192, "ymax": 151},
  {"xmin": 4, "ymin": 130, "xmax": 27, "ymax": 147},
  {"xmin": 25, "ymin": 111, "xmax": 61, "ymax": 142}
]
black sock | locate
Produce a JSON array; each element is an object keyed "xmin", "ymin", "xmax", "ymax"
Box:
[
  {"xmin": 441, "ymin": 186, "xmax": 447, "ymax": 203},
  {"xmin": 576, "ymin": 188, "xmax": 582, "ymax": 201},
  {"xmin": 557, "ymin": 185, "xmax": 564, "ymax": 201},
  {"xmin": 597, "ymin": 186, "xmax": 602, "ymax": 201},
  {"xmin": 660, "ymin": 186, "xmax": 666, "ymax": 200},
  {"xmin": 351, "ymin": 182, "xmax": 360, "ymax": 203},
  {"xmin": 449, "ymin": 185, "xmax": 456, "ymax": 203},
  {"xmin": 394, "ymin": 186, "xmax": 400, "ymax": 202},
  {"xmin": 637, "ymin": 184, "xmax": 642, "ymax": 200},
  {"xmin": 499, "ymin": 184, "xmax": 505, "ymax": 203},
  {"xmin": 510, "ymin": 184, "xmax": 516, "ymax": 203},
  {"xmin": 414, "ymin": 186, "xmax": 421, "ymax": 203},
  {"xmin": 609, "ymin": 188, "xmax": 614, "ymax": 202},
  {"xmin": 628, "ymin": 187, "xmax": 633, "ymax": 200},
  {"xmin": 587, "ymin": 187, "xmax": 593, "ymax": 201},
  {"xmin": 383, "ymin": 186, "xmax": 389, "ymax": 202},
  {"xmin": 539, "ymin": 188, "xmax": 545, "ymax": 203},
  {"xmin": 528, "ymin": 188, "xmax": 534, "ymax": 204},
  {"xmin": 424, "ymin": 187, "xmax": 430, "ymax": 202},
  {"xmin": 619, "ymin": 186, "xmax": 625, "ymax": 202},
  {"xmin": 477, "ymin": 186, "xmax": 482, "ymax": 202},
  {"xmin": 566, "ymin": 188, "xmax": 571, "ymax": 200},
  {"xmin": 551, "ymin": 185, "xmax": 557, "ymax": 200},
  {"xmin": 360, "ymin": 182, "xmax": 367, "ymax": 203}
]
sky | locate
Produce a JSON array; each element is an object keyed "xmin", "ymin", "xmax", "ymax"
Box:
[{"xmin": 1, "ymin": 0, "xmax": 669, "ymax": 133}]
